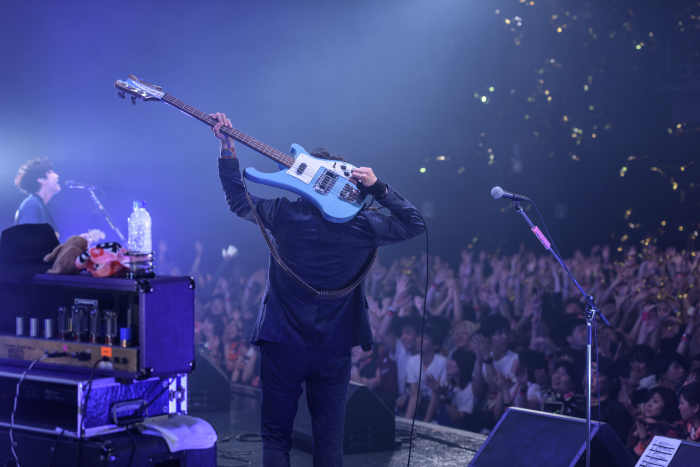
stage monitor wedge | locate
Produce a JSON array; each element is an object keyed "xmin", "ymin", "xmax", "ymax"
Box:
[
  {"xmin": 469, "ymin": 407, "xmax": 635, "ymax": 467},
  {"xmin": 293, "ymin": 381, "xmax": 395, "ymax": 454}
]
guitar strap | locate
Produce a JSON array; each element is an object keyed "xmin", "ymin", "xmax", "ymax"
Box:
[{"xmin": 242, "ymin": 180, "xmax": 379, "ymax": 300}]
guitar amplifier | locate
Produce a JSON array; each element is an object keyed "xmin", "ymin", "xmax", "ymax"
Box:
[
  {"xmin": 0, "ymin": 365, "xmax": 187, "ymax": 438},
  {"xmin": 0, "ymin": 274, "xmax": 195, "ymax": 379}
]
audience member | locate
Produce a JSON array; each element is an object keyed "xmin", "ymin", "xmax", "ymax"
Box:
[
  {"xmin": 405, "ymin": 326, "xmax": 447, "ymax": 421},
  {"xmin": 628, "ymin": 387, "xmax": 682, "ymax": 457},
  {"xmin": 679, "ymin": 381, "xmax": 700, "ymax": 441},
  {"xmin": 654, "ymin": 351, "xmax": 687, "ymax": 393},
  {"xmin": 585, "ymin": 357, "xmax": 633, "ymax": 443},
  {"xmin": 183, "ymin": 238, "xmax": 700, "ymax": 448},
  {"xmin": 426, "ymin": 349, "xmax": 478, "ymax": 431}
]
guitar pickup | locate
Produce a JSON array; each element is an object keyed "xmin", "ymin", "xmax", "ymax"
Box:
[
  {"xmin": 338, "ymin": 184, "xmax": 361, "ymax": 203},
  {"xmin": 313, "ymin": 169, "xmax": 338, "ymax": 196},
  {"xmin": 296, "ymin": 162, "xmax": 307, "ymax": 175}
]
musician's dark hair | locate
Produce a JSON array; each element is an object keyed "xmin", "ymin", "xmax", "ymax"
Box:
[
  {"xmin": 310, "ymin": 147, "xmax": 347, "ymax": 163},
  {"xmin": 15, "ymin": 158, "xmax": 53, "ymax": 194}
]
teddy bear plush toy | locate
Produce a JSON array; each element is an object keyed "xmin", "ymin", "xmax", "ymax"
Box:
[{"xmin": 43, "ymin": 235, "xmax": 88, "ymax": 274}]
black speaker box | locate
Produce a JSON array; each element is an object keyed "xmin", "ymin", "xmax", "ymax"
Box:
[
  {"xmin": 469, "ymin": 407, "xmax": 635, "ymax": 467},
  {"xmin": 293, "ymin": 381, "xmax": 395, "ymax": 454},
  {"xmin": 0, "ymin": 426, "xmax": 216, "ymax": 466},
  {"xmin": 188, "ymin": 353, "xmax": 230, "ymax": 412},
  {"xmin": 638, "ymin": 436, "xmax": 700, "ymax": 466}
]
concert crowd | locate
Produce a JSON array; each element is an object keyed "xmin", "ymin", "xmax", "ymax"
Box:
[{"xmin": 181, "ymin": 238, "xmax": 700, "ymax": 458}]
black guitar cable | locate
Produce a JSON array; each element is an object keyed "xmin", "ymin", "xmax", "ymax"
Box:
[
  {"xmin": 75, "ymin": 357, "xmax": 105, "ymax": 467},
  {"xmin": 10, "ymin": 354, "xmax": 49, "ymax": 467},
  {"xmin": 405, "ymin": 211, "xmax": 429, "ymax": 467}
]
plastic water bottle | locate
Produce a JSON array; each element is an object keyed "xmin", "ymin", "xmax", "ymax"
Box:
[
  {"xmin": 127, "ymin": 200, "xmax": 152, "ymax": 254},
  {"xmin": 126, "ymin": 201, "xmax": 154, "ymax": 278}
]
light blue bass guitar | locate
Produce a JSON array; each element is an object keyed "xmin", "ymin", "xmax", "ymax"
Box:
[{"xmin": 115, "ymin": 75, "xmax": 367, "ymax": 223}]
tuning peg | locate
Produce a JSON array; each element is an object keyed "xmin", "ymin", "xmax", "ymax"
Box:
[
  {"xmin": 117, "ymin": 91, "xmax": 125, "ymax": 99},
  {"xmin": 131, "ymin": 96, "xmax": 137, "ymax": 105}
]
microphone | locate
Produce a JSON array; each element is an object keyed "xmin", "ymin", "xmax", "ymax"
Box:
[
  {"xmin": 491, "ymin": 186, "xmax": 529, "ymax": 202},
  {"xmin": 65, "ymin": 180, "xmax": 96, "ymax": 190}
]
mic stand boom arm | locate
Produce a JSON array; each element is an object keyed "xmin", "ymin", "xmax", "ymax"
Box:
[
  {"xmin": 87, "ymin": 188, "xmax": 126, "ymax": 243},
  {"xmin": 510, "ymin": 200, "xmax": 608, "ymax": 467}
]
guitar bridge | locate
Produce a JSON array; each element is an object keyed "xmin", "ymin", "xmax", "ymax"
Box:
[
  {"xmin": 313, "ymin": 169, "xmax": 338, "ymax": 196},
  {"xmin": 338, "ymin": 184, "xmax": 361, "ymax": 203}
]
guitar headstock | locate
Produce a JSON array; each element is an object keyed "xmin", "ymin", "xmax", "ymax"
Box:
[{"xmin": 114, "ymin": 74, "xmax": 165, "ymax": 103}]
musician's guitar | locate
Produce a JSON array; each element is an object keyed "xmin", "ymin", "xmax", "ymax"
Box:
[{"xmin": 115, "ymin": 75, "xmax": 367, "ymax": 223}]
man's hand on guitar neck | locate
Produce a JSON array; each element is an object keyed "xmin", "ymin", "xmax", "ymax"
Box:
[
  {"xmin": 211, "ymin": 112, "xmax": 235, "ymax": 152},
  {"xmin": 210, "ymin": 111, "xmax": 387, "ymax": 197}
]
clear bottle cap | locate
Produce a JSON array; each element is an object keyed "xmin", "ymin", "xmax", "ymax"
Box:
[{"xmin": 133, "ymin": 200, "xmax": 146, "ymax": 210}]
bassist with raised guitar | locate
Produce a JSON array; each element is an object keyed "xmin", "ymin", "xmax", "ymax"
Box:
[{"xmin": 211, "ymin": 112, "xmax": 425, "ymax": 466}]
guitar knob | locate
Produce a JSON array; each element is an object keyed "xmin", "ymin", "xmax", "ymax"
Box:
[
  {"xmin": 344, "ymin": 170, "xmax": 350, "ymax": 177},
  {"xmin": 131, "ymin": 96, "xmax": 137, "ymax": 105},
  {"xmin": 117, "ymin": 91, "xmax": 125, "ymax": 100},
  {"xmin": 340, "ymin": 164, "xmax": 347, "ymax": 170}
]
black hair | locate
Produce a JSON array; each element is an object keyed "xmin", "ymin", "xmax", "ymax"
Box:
[
  {"xmin": 646, "ymin": 386, "xmax": 681, "ymax": 423},
  {"xmin": 398, "ymin": 315, "xmax": 422, "ymax": 335},
  {"xmin": 519, "ymin": 349, "xmax": 547, "ymax": 383},
  {"xmin": 422, "ymin": 326, "xmax": 444, "ymax": 352},
  {"xmin": 202, "ymin": 311, "xmax": 225, "ymax": 337},
  {"xmin": 680, "ymin": 381, "xmax": 700, "ymax": 411},
  {"xmin": 630, "ymin": 344, "xmax": 655, "ymax": 366},
  {"xmin": 652, "ymin": 351, "xmax": 686, "ymax": 380},
  {"xmin": 427, "ymin": 315, "xmax": 451, "ymax": 347},
  {"xmin": 562, "ymin": 317, "xmax": 587, "ymax": 339},
  {"xmin": 594, "ymin": 356, "xmax": 621, "ymax": 398},
  {"xmin": 480, "ymin": 314, "xmax": 510, "ymax": 339},
  {"xmin": 310, "ymin": 147, "xmax": 347, "ymax": 163},
  {"xmin": 15, "ymin": 158, "xmax": 53, "ymax": 194},
  {"xmin": 388, "ymin": 317, "xmax": 403, "ymax": 337},
  {"xmin": 451, "ymin": 349, "xmax": 477, "ymax": 389},
  {"xmin": 553, "ymin": 359, "xmax": 583, "ymax": 394}
]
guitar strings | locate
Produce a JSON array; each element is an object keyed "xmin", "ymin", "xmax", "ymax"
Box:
[{"xmin": 165, "ymin": 95, "xmax": 360, "ymax": 199}]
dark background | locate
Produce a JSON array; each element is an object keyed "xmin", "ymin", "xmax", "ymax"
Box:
[{"xmin": 1, "ymin": 0, "xmax": 699, "ymax": 272}]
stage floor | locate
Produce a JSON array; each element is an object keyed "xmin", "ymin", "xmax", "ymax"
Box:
[{"xmin": 195, "ymin": 386, "xmax": 487, "ymax": 467}]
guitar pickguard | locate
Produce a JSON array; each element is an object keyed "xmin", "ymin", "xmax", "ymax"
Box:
[{"xmin": 286, "ymin": 154, "xmax": 362, "ymax": 203}]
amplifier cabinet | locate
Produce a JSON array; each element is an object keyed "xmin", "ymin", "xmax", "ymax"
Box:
[
  {"xmin": 0, "ymin": 365, "xmax": 187, "ymax": 438},
  {"xmin": 0, "ymin": 274, "xmax": 195, "ymax": 379}
]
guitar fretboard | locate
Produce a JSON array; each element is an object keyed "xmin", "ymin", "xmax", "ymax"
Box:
[{"xmin": 162, "ymin": 94, "xmax": 295, "ymax": 168}]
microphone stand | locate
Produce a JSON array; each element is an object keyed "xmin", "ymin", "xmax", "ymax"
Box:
[
  {"xmin": 509, "ymin": 200, "xmax": 609, "ymax": 467},
  {"xmin": 86, "ymin": 188, "xmax": 126, "ymax": 243}
]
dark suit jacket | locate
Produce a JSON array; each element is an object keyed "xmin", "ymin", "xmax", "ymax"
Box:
[{"xmin": 218, "ymin": 157, "xmax": 425, "ymax": 350}]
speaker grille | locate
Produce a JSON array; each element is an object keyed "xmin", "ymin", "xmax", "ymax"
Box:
[
  {"xmin": 669, "ymin": 441, "xmax": 700, "ymax": 466},
  {"xmin": 471, "ymin": 409, "xmax": 590, "ymax": 467},
  {"xmin": 470, "ymin": 408, "xmax": 634, "ymax": 467}
]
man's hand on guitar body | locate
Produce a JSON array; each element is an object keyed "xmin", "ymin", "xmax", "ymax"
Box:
[{"xmin": 350, "ymin": 167, "xmax": 388, "ymax": 199}]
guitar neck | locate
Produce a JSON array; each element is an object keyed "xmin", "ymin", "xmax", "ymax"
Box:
[{"xmin": 162, "ymin": 94, "xmax": 295, "ymax": 168}]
